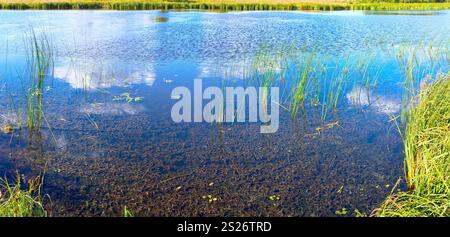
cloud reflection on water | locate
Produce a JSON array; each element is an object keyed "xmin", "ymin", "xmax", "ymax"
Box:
[
  {"xmin": 53, "ymin": 61, "xmax": 156, "ymax": 90},
  {"xmin": 346, "ymin": 86, "xmax": 401, "ymax": 115}
]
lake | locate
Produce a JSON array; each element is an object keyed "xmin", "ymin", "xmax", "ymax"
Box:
[{"xmin": 0, "ymin": 10, "xmax": 449, "ymax": 216}]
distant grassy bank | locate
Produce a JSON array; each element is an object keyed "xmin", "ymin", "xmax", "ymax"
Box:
[{"xmin": 0, "ymin": 0, "xmax": 449, "ymax": 11}]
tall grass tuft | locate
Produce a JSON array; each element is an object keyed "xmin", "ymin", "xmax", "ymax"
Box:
[
  {"xmin": 24, "ymin": 28, "xmax": 54, "ymax": 132},
  {"xmin": 374, "ymin": 72, "xmax": 450, "ymax": 217},
  {"xmin": 0, "ymin": 173, "xmax": 47, "ymax": 217}
]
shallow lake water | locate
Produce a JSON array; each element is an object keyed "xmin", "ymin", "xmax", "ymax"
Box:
[{"xmin": 0, "ymin": 10, "xmax": 449, "ymax": 216}]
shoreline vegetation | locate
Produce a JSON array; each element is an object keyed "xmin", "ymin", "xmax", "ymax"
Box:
[
  {"xmin": 0, "ymin": 173, "xmax": 47, "ymax": 217},
  {"xmin": 0, "ymin": 0, "xmax": 449, "ymax": 11},
  {"xmin": 374, "ymin": 74, "xmax": 450, "ymax": 217}
]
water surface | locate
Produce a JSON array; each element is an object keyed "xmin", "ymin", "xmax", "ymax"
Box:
[{"xmin": 0, "ymin": 10, "xmax": 449, "ymax": 216}]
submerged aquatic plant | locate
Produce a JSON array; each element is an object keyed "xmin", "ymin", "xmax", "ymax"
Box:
[
  {"xmin": 319, "ymin": 57, "xmax": 350, "ymax": 120},
  {"xmin": 0, "ymin": 173, "xmax": 47, "ymax": 217},
  {"xmin": 154, "ymin": 16, "xmax": 169, "ymax": 23},
  {"xmin": 202, "ymin": 194, "xmax": 218, "ymax": 203},
  {"xmin": 374, "ymin": 73, "xmax": 450, "ymax": 217},
  {"xmin": 113, "ymin": 92, "xmax": 144, "ymax": 103}
]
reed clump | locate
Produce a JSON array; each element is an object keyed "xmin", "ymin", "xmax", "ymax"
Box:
[
  {"xmin": 247, "ymin": 48, "xmax": 382, "ymax": 121},
  {"xmin": 0, "ymin": 173, "xmax": 47, "ymax": 217},
  {"xmin": 24, "ymin": 29, "xmax": 54, "ymax": 132},
  {"xmin": 374, "ymin": 73, "xmax": 450, "ymax": 217}
]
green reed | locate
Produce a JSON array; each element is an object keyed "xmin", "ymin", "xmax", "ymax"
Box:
[
  {"xmin": 319, "ymin": 64, "xmax": 330, "ymax": 121},
  {"xmin": 24, "ymin": 28, "xmax": 54, "ymax": 132},
  {"xmin": 290, "ymin": 53, "xmax": 315, "ymax": 118},
  {"xmin": 240, "ymin": 42, "xmax": 448, "ymax": 125},
  {"xmin": 332, "ymin": 58, "xmax": 349, "ymax": 110},
  {"xmin": 397, "ymin": 42, "xmax": 449, "ymax": 123},
  {"xmin": 350, "ymin": 54, "xmax": 382, "ymax": 107},
  {"xmin": 245, "ymin": 48, "xmax": 363, "ymax": 121}
]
